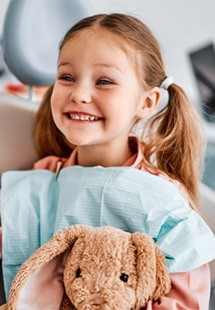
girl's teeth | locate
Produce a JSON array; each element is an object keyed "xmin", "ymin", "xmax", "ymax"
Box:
[{"xmin": 69, "ymin": 114, "xmax": 99, "ymax": 121}]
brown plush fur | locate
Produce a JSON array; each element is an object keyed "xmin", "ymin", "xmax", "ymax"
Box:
[{"xmin": 1, "ymin": 225, "xmax": 171, "ymax": 309}]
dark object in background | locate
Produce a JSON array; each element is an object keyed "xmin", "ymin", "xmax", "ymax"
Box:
[
  {"xmin": 0, "ymin": 40, "xmax": 5, "ymax": 77},
  {"xmin": 188, "ymin": 43, "xmax": 215, "ymax": 122}
]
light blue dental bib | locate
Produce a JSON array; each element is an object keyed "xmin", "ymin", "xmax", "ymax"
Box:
[{"xmin": 1, "ymin": 166, "xmax": 215, "ymax": 299}]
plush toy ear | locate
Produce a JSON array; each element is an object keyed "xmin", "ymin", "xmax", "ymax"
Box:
[
  {"xmin": 6, "ymin": 225, "xmax": 89, "ymax": 309},
  {"xmin": 152, "ymin": 244, "xmax": 171, "ymax": 300},
  {"xmin": 131, "ymin": 232, "xmax": 171, "ymax": 309}
]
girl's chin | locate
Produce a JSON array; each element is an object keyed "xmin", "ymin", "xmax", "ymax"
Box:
[{"xmin": 64, "ymin": 137, "xmax": 94, "ymax": 147}]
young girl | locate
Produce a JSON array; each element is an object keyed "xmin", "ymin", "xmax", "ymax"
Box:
[{"xmin": 1, "ymin": 13, "xmax": 215, "ymax": 308}]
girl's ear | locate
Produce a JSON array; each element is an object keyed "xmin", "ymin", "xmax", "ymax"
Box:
[{"xmin": 137, "ymin": 86, "xmax": 161, "ymax": 119}]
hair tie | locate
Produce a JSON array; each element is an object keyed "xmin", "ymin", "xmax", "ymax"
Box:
[{"xmin": 160, "ymin": 76, "xmax": 174, "ymax": 90}]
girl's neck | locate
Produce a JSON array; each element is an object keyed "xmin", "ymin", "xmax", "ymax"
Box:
[{"xmin": 76, "ymin": 141, "xmax": 134, "ymax": 167}]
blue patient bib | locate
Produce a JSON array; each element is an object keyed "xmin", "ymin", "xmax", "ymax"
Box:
[{"xmin": 1, "ymin": 166, "xmax": 215, "ymax": 299}]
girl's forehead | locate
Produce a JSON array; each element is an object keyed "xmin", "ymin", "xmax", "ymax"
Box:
[
  {"xmin": 63, "ymin": 28, "xmax": 125, "ymax": 49},
  {"xmin": 60, "ymin": 27, "xmax": 141, "ymax": 67}
]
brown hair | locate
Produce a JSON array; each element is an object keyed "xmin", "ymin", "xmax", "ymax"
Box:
[
  {"xmin": 34, "ymin": 84, "xmax": 73, "ymax": 158},
  {"xmin": 35, "ymin": 13, "xmax": 204, "ymax": 208}
]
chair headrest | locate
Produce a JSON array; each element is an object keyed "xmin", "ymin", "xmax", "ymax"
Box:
[
  {"xmin": 2, "ymin": 0, "xmax": 95, "ymax": 86},
  {"xmin": 0, "ymin": 93, "xmax": 38, "ymax": 177}
]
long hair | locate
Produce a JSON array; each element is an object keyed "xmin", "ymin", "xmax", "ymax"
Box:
[
  {"xmin": 35, "ymin": 13, "xmax": 204, "ymax": 208},
  {"xmin": 34, "ymin": 84, "xmax": 73, "ymax": 158}
]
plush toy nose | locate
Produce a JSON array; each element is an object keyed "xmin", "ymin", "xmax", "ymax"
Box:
[{"xmin": 89, "ymin": 293, "xmax": 105, "ymax": 305}]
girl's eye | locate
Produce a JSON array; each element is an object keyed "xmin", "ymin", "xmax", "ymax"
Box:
[
  {"xmin": 59, "ymin": 75, "xmax": 74, "ymax": 82},
  {"xmin": 96, "ymin": 79, "xmax": 112, "ymax": 85}
]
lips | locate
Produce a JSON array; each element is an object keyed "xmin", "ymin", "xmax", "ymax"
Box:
[{"xmin": 64, "ymin": 112, "xmax": 102, "ymax": 121}]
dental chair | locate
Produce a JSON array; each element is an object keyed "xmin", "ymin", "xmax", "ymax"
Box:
[
  {"xmin": 0, "ymin": 0, "xmax": 95, "ymax": 303},
  {"xmin": 0, "ymin": 94, "xmax": 37, "ymax": 304},
  {"xmin": 2, "ymin": 0, "xmax": 95, "ymax": 92},
  {"xmin": 0, "ymin": 93, "xmax": 38, "ymax": 177}
]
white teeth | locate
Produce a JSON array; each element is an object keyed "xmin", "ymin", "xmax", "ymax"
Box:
[{"xmin": 69, "ymin": 114, "xmax": 99, "ymax": 121}]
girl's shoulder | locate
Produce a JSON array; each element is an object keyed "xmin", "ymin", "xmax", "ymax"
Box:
[{"xmin": 33, "ymin": 156, "xmax": 66, "ymax": 173}]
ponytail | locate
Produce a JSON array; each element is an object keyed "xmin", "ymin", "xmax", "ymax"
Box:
[{"xmin": 143, "ymin": 84, "xmax": 205, "ymax": 208}]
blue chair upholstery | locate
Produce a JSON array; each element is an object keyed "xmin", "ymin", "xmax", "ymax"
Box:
[{"xmin": 2, "ymin": 0, "xmax": 95, "ymax": 86}]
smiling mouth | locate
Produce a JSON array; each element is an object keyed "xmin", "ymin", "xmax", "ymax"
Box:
[{"xmin": 65, "ymin": 113, "xmax": 102, "ymax": 121}]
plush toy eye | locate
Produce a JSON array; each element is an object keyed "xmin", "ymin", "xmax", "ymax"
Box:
[
  {"xmin": 120, "ymin": 273, "xmax": 129, "ymax": 282},
  {"xmin": 76, "ymin": 267, "xmax": 82, "ymax": 278}
]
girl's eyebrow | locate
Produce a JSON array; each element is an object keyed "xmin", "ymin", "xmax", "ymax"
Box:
[
  {"xmin": 94, "ymin": 63, "xmax": 122, "ymax": 73},
  {"xmin": 57, "ymin": 62, "xmax": 73, "ymax": 69},
  {"xmin": 57, "ymin": 61, "xmax": 122, "ymax": 72}
]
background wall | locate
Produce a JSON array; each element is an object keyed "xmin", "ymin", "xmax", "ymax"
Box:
[
  {"xmin": 0, "ymin": 0, "xmax": 215, "ymax": 105},
  {"xmin": 0, "ymin": 0, "xmax": 9, "ymax": 34}
]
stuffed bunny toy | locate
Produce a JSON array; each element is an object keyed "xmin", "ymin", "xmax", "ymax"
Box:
[{"xmin": 1, "ymin": 225, "xmax": 171, "ymax": 309}]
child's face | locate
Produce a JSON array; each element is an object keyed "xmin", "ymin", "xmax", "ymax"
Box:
[{"xmin": 51, "ymin": 29, "xmax": 151, "ymax": 154}]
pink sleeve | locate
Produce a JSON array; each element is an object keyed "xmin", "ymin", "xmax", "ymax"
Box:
[
  {"xmin": 33, "ymin": 156, "xmax": 66, "ymax": 172},
  {"xmin": 146, "ymin": 264, "xmax": 211, "ymax": 309}
]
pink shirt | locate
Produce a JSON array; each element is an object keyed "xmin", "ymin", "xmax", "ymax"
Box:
[{"xmin": 34, "ymin": 145, "xmax": 211, "ymax": 309}]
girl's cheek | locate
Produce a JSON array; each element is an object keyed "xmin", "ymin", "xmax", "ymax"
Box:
[{"xmin": 50, "ymin": 92, "xmax": 60, "ymax": 109}]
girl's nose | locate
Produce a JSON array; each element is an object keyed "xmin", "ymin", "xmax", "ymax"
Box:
[{"xmin": 69, "ymin": 82, "xmax": 92, "ymax": 104}]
